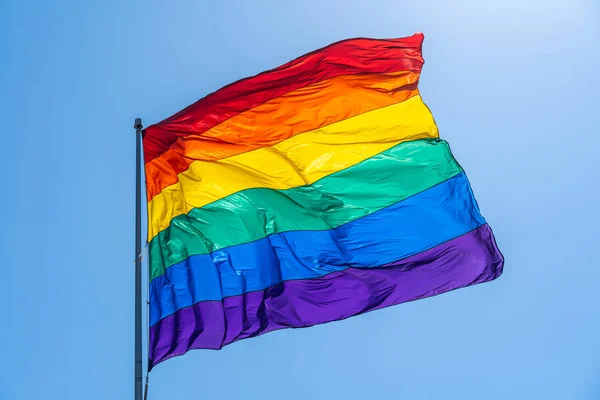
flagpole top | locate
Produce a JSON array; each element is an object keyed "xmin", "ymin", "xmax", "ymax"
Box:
[{"xmin": 134, "ymin": 118, "xmax": 143, "ymax": 130}]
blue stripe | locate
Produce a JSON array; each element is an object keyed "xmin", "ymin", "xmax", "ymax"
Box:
[{"xmin": 149, "ymin": 172, "xmax": 484, "ymax": 326}]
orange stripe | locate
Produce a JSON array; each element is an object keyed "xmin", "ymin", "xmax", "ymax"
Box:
[{"xmin": 145, "ymin": 71, "xmax": 420, "ymax": 201}]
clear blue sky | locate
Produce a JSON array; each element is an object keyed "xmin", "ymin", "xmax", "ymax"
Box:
[{"xmin": 1, "ymin": 1, "xmax": 599, "ymax": 399}]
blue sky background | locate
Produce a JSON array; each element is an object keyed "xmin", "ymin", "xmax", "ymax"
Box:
[{"xmin": 1, "ymin": 1, "xmax": 599, "ymax": 399}]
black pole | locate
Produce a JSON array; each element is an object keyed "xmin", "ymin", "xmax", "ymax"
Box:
[{"xmin": 134, "ymin": 118, "xmax": 144, "ymax": 400}]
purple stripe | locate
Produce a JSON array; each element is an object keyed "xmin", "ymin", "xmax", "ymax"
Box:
[{"xmin": 149, "ymin": 224, "xmax": 503, "ymax": 369}]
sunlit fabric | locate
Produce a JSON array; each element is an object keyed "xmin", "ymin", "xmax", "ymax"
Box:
[{"xmin": 142, "ymin": 32, "xmax": 504, "ymax": 370}]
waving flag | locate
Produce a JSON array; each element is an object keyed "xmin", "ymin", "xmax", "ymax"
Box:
[{"xmin": 143, "ymin": 32, "xmax": 503, "ymax": 369}]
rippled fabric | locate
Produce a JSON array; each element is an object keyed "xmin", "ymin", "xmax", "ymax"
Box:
[
  {"xmin": 145, "ymin": 73, "xmax": 419, "ymax": 201},
  {"xmin": 150, "ymin": 173, "xmax": 484, "ymax": 325},
  {"xmin": 147, "ymin": 94, "xmax": 438, "ymax": 239},
  {"xmin": 149, "ymin": 138, "xmax": 462, "ymax": 280},
  {"xmin": 142, "ymin": 32, "xmax": 504, "ymax": 370}
]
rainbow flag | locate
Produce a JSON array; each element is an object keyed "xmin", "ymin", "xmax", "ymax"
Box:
[{"xmin": 143, "ymin": 32, "xmax": 503, "ymax": 369}]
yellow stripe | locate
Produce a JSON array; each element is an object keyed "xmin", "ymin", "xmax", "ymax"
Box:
[{"xmin": 147, "ymin": 95, "xmax": 438, "ymax": 240}]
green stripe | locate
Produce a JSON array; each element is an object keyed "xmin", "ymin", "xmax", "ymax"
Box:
[{"xmin": 149, "ymin": 139, "xmax": 463, "ymax": 281}]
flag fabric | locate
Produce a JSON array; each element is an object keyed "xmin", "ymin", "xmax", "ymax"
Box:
[{"xmin": 143, "ymin": 32, "xmax": 504, "ymax": 370}]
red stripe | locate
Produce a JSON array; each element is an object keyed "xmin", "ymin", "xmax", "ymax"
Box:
[{"xmin": 142, "ymin": 33, "xmax": 424, "ymax": 162}]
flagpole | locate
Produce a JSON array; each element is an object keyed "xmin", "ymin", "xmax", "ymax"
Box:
[{"xmin": 134, "ymin": 118, "xmax": 144, "ymax": 400}]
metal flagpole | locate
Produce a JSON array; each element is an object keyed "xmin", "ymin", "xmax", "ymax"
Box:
[{"xmin": 134, "ymin": 118, "xmax": 144, "ymax": 400}]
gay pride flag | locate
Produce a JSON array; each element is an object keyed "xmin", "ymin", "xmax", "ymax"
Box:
[{"xmin": 143, "ymin": 32, "xmax": 503, "ymax": 369}]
